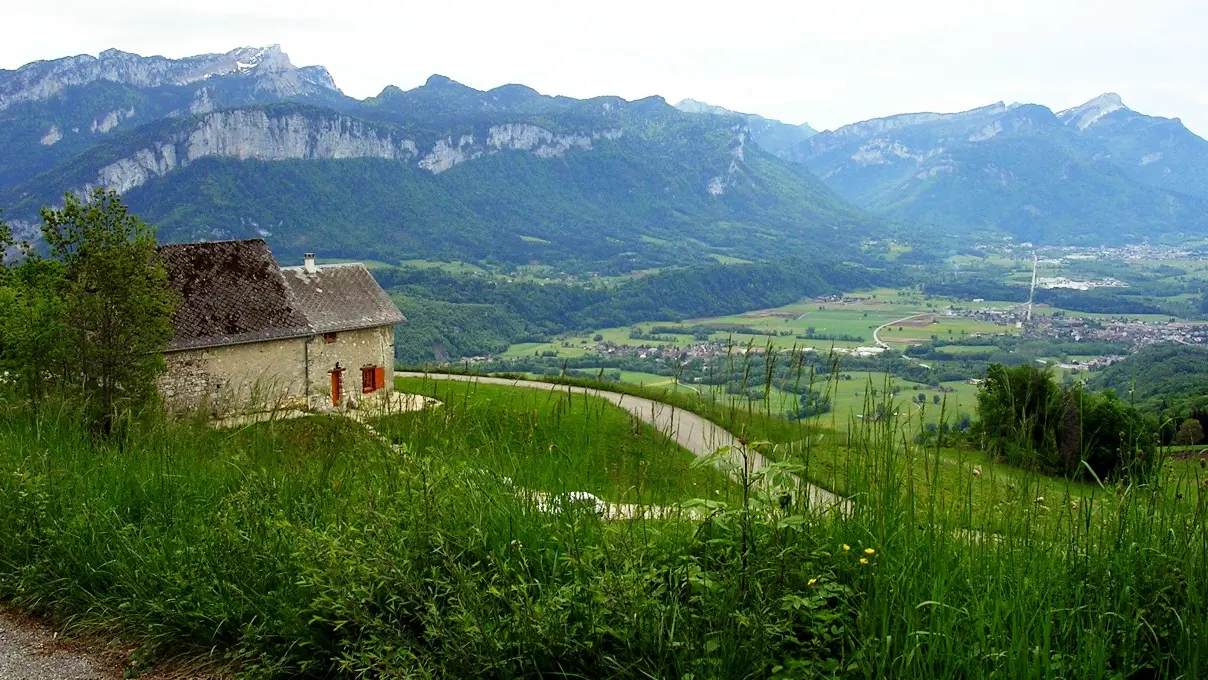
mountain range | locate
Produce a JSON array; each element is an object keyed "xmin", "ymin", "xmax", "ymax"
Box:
[
  {"xmin": 2, "ymin": 45, "xmax": 1208, "ymax": 267},
  {"xmin": 776, "ymin": 94, "xmax": 1208, "ymax": 244},
  {"xmin": 0, "ymin": 46, "xmax": 880, "ymax": 272}
]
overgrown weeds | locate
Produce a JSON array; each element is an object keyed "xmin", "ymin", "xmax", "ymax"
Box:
[{"xmin": 0, "ymin": 356, "xmax": 1206, "ymax": 677}]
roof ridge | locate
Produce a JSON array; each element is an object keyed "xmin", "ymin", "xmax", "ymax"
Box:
[
  {"xmin": 159, "ymin": 237, "xmax": 267, "ymax": 249},
  {"xmin": 280, "ymin": 262, "xmax": 366, "ymax": 270}
]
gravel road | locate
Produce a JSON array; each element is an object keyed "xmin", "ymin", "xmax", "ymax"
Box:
[
  {"xmin": 0, "ymin": 612, "xmax": 111, "ymax": 680},
  {"xmin": 397, "ymin": 372, "xmax": 850, "ymax": 514}
]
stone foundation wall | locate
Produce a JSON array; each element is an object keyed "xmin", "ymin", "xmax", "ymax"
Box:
[{"xmin": 159, "ymin": 337, "xmax": 308, "ymax": 413}]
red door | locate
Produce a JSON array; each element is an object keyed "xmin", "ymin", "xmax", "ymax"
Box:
[{"xmin": 330, "ymin": 365, "xmax": 344, "ymax": 406}]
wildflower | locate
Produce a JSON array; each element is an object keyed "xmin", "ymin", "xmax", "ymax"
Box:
[
  {"xmin": 972, "ymin": 466, "xmax": 982, "ymax": 478},
  {"xmin": 860, "ymin": 558, "xmax": 869, "ymax": 565},
  {"xmin": 1070, "ymin": 501, "xmax": 1079, "ymax": 511},
  {"xmin": 864, "ymin": 548, "xmax": 876, "ymax": 556},
  {"xmin": 1035, "ymin": 496, "xmax": 1045, "ymax": 504},
  {"xmin": 842, "ymin": 544, "xmax": 851, "ymax": 552},
  {"xmin": 808, "ymin": 578, "xmax": 818, "ymax": 587}
]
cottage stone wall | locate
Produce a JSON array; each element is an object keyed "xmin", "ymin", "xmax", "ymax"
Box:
[
  {"xmin": 308, "ymin": 325, "xmax": 396, "ymax": 407},
  {"xmin": 159, "ymin": 325, "xmax": 396, "ymax": 413}
]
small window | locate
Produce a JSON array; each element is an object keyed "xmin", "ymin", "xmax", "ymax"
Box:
[
  {"xmin": 323, "ymin": 332, "xmax": 338, "ymax": 344},
  {"xmin": 362, "ymin": 365, "xmax": 379, "ymax": 393}
]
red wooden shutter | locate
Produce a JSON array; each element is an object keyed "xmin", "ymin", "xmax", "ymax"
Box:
[
  {"xmin": 375, "ymin": 366, "xmax": 386, "ymax": 392},
  {"xmin": 361, "ymin": 366, "xmax": 374, "ymax": 393}
]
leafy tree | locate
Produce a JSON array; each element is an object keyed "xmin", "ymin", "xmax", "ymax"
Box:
[
  {"xmin": 975, "ymin": 363, "xmax": 1154, "ymax": 480},
  {"xmin": 34, "ymin": 189, "xmax": 176, "ymax": 430},
  {"xmin": 976, "ymin": 363, "xmax": 1063, "ymax": 462},
  {"xmin": 788, "ymin": 389, "xmax": 831, "ymax": 420},
  {"xmin": 1176, "ymin": 418, "xmax": 1205, "ymax": 446},
  {"xmin": 0, "ymin": 257, "xmax": 68, "ymax": 402}
]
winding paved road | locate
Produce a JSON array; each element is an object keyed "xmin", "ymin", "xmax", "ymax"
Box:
[
  {"xmin": 397, "ymin": 372, "xmax": 850, "ymax": 514},
  {"xmin": 872, "ymin": 312, "xmax": 933, "ymax": 350}
]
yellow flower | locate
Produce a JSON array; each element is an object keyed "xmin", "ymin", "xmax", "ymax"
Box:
[
  {"xmin": 842, "ymin": 544, "xmax": 851, "ymax": 552},
  {"xmin": 807, "ymin": 578, "xmax": 818, "ymax": 586},
  {"xmin": 860, "ymin": 557, "xmax": 869, "ymax": 565},
  {"xmin": 864, "ymin": 548, "xmax": 876, "ymax": 555}
]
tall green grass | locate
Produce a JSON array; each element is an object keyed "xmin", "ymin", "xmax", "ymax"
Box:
[
  {"xmin": 384, "ymin": 376, "xmax": 735, "ymax": 505},
  {"xmin": 0, "ymin": 366, "xmax": 1206, "ymax": 677}
]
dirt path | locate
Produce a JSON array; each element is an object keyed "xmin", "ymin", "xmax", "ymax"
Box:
[{"xmin": 397, "ymin": 372, "xmax": 850, "ymax": 514}]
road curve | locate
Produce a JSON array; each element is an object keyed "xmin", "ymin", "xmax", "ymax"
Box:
[
  {"xmin": 872, "ymin": 312, "xmax": 933, "ymax": 350},
  {"xmin": 397, "ymin": 372, "xmax": 849, "ymax": 514}
]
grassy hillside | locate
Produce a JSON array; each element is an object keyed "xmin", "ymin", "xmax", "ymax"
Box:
[
  {"xmin": 1, "ymin": 378, "xmax": 1205, "ymax": 677},
  {"xmin": 386, "ymin": 377, "xmax": 733, "ymax": 503}
]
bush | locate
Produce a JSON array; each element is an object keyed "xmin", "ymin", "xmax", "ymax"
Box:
[{"xmin": 1177, "ymin": 418, "xmax": 1205, "ymax": 446}]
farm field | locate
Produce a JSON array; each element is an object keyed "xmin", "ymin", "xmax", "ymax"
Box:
[
  {"xmin": 494, "ymin": 286, "xmax": 1037, "ymax": 364},
  {"xmin": 876, "ymin": 314, "xmax": 1014, "ymax": 345},
  {"xmin": 498, "ymin": 339, "xmax": 594, "ymax": 359},
  {"xmin": 398, "ymin": 258, "xmax": 490, "ymax": 275}
]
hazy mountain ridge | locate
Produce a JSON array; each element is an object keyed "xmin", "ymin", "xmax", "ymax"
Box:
[
  {"xmin": 1060, "ymin": 94, "xmax": 1208, "ymax": 199},
  {"xmin": 784, "ymin": 94, "xmax": 1208, "ymax": 244},
  {"xmin": 8, "ymin": 45, "xmax": 1206, "ymax": 260},
  {"xmin": 675, "ymin": 98, "xmax": 817, "ymax": 155},
  {"xmin": 0, "ymin": 45, "xmax": 340, "ymax": 110}
]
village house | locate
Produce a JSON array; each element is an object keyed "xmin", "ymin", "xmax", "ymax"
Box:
[{"xmin": 157, "ymin": 239, "xmax": 404, "ymax": 413}]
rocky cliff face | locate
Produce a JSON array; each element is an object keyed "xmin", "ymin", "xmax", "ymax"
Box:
[
  {"xmin": 0, "ymin": 45, "xmax": 339, "ymax": 111},
  {"xmin": 72, "ymin": 110, "xmax": 623, "ymax": 197}
]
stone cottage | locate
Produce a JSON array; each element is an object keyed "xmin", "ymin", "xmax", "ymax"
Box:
[{"xmin": 157, "ymin": 239, "xmax": 404, "ymax": 412}]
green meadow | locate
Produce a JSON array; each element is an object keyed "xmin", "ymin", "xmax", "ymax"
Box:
[
  {"xmin": 0, "ymin": 368, "xmax": 1206, "ymax": 677},
  {"xmin": 387, "ymin": 376, "xmax": 734, "ymax": 504}
]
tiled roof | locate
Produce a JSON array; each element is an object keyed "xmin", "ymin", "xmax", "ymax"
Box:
[
  {"xmin": 159, "ymin": 240, "xmax": 404, "ymax": 352},
  {"xmin": 159, "ymin": 240, "xmax": 312, "ymax": 351},
  {"xmin": 281, "ymin": 264, "xmax": 406, "ymax": 334}
]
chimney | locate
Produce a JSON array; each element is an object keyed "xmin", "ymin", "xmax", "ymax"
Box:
[{"xmin": 304, "ymin": 252, "xmax": 317, "ymax": 274}]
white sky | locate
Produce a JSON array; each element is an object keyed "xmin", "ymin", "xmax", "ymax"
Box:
[{"xmin": 4, "ymin": 0, "xmax": 1207, "ymax": 136}]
